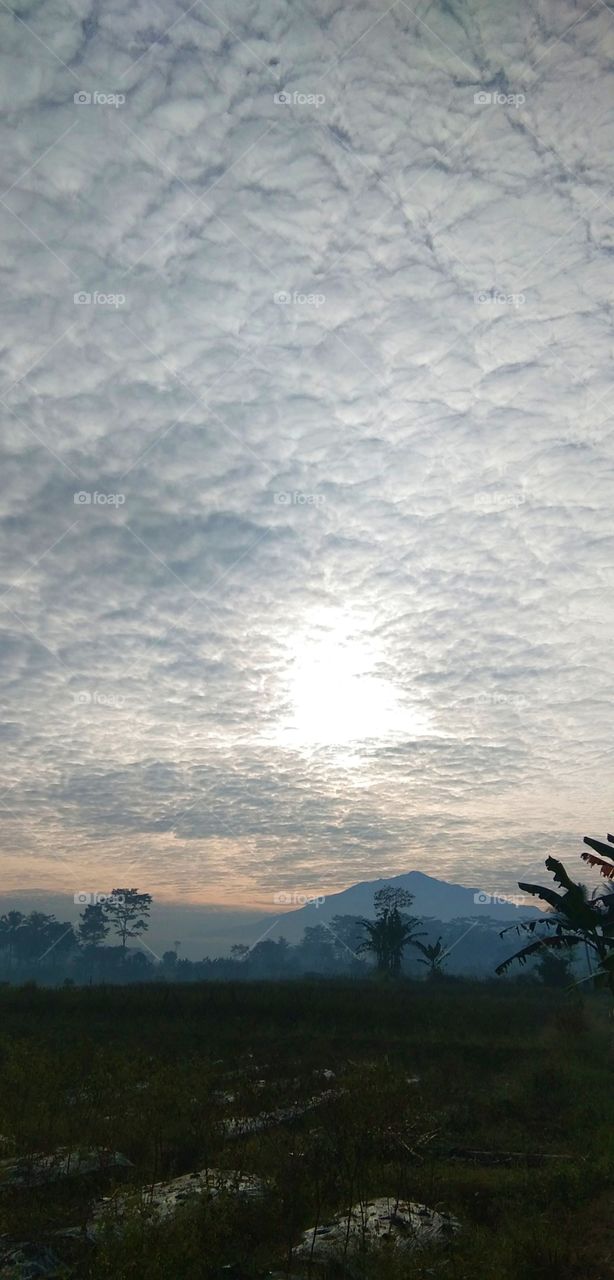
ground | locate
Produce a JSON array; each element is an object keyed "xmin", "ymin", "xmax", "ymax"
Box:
[{"xmin": 0, "ymin": 977, "xmax": 613, "ymax": 1278}]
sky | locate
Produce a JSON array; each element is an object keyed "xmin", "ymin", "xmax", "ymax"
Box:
[{"xmin": 1, "ymin": 0, "xmax": 614, "ymax": 910}]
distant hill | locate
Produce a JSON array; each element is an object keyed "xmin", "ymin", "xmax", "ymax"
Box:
[{"xmin": 258, "ymin": 870, "xmax": 539, "ymax": 945}]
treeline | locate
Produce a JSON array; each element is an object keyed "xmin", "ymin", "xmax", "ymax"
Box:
[
  {"xmin": 3, "ymin": 837, "xmax": 609, "ymax": 989},
  {"xmin": 0, "ymin": 890, "xmax": 534, "ymax": 985}
]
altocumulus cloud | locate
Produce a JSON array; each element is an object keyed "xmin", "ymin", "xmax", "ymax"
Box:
[{"xmin": 0, "ymin": 0, "xmax": 613, "ymax": 903}]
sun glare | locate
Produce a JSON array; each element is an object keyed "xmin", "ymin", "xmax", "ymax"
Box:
[{"xmin": 274, "ymin": 617, "xmax": 430, "ymax": 753}]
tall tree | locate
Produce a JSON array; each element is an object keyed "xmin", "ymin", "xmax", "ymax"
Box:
[
  {"xmin": 101, "ymin": 889, "xmax": 152, "ymax": 952},
  {"xmin": 78, "ymin": 903, "xmax": 109, "ymax": 949},
  {"xmin": 359, "ymin": 886, "xmax": 425, "ymax": 977},
  {"xmin": 373, "ymin": 886, "xmax": 414, "ymax": 916}
]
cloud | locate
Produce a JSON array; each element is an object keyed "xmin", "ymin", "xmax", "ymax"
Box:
[{"xmin": 1, "ymin": 0, "xmax": 613, "ymax": 903}]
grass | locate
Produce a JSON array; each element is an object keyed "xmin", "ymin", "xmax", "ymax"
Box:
[{"xmin": 0, "ymin": 977, "xmax": 613, "ymax": 1277}]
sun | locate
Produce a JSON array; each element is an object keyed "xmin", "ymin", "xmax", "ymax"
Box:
[{"xmin": 273, "ymin": 615, "xmax": 430, "ymax": 753}]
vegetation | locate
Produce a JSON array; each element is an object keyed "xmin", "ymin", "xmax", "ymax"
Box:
[
  {"xmin": 358, "ymin": 887, "xmax": 426, "ymax": 976},
  {"xmin": 497, "ymin": 837, "xmax": 614, "ymax": 991},
  {"xmin": 100, "ymin": 888, "xmax": 152, "ymax": 951},
  {"xmin": 412, "ymin": 937, "xmax": 446, "ymax": 977},
  {"xmin": 0, "ymin": 890, "xmax": 526, "ymax": 986},
  {"xmin": 3, "ymin": 842, "xmax": 614, "ymax": 1277},
  {"xmin": 0, "ymin": 978, "xmax": 613, "ymax": 1278}
]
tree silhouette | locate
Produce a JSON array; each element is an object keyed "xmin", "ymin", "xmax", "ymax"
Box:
[
  {"xmin": 496, "ymin": 846, "xmax": 614, "ymax": 990},
  {"xmin": 412, "ymin": 936, "xmax": 446, "ymax": 977},
  {"xmin": 230, "ymin": 944, "xmax": 250, "ymax": 962},
  {"xmin": 101, "ymin": 889, "xmax": 152, "ymax": 952},
  {"xmin": 78, "ymin": 903, "xmax": 109, "ymax": 949},
  {"xmin": 581, "ymin": 832, "xmax": 614, "ymax": 879},
  {"xmin": 535, "ymin": 948, "xmax": 573, "ymax": 988},
  {"xmin": 0, "ymin": 911, "xmax": 25, "ymax": 970},
  {"xmin": 359, "ymin": 886, "xmax": 425, "ymax": 977}
]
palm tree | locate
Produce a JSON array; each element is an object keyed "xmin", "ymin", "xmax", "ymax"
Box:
[{"xmin": 496, "ymin": 847, "xmax": 614, "ymax": 990}]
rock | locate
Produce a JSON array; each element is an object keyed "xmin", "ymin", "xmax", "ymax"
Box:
[
  {"xmin": 89, "ymin": 1167, "xmax": 265, "ymax": 1236},
  {"xmin": 294, "ymin": 1197, "xmax": 459, "ymax": 1259},
  {"xmin": 0, "ymin": 1149, "xmax": 132, "ymax": 1189},
  {"xmin": 223, "ymin": 1089, "xmax": 340, "ymax": 1137}
]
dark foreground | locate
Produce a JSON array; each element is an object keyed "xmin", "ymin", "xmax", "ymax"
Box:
[{"xmin": 0, "ymin": 978, "xmax": 613, "ymax": 1279}]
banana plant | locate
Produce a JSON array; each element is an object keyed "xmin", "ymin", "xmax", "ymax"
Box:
[
  {"xmin": 412, "ymin": 937, "xmax": 446, "ymax": 977},
  {"xmin": 496, "ymin": 845, "xmax": 614, "ymax": 990},
  {"xmin": 581, "ymin": 832, "xmax": 614, "ymax": 880}
]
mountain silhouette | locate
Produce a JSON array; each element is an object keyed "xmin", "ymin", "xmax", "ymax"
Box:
[{"xmin": 259, "ymin": 869, "xmax": 538, "ymax": 945}]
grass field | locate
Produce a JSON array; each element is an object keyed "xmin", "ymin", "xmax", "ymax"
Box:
[{"xmin": 1, "ymin": 977, "xmax": 613, "ymax": 1279}]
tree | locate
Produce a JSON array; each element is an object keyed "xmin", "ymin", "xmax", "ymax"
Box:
[
  {"xmin": 28, "ymin": 914, "xmax": 77, "ymax": 968},
  {"xmin": 413, "ymin": 937, "xmax": 446, "ymax": 978},
  {"xmin": 536, "ymin": 948, "xmax": 573, "ymax": 988},
  {"xmin": 298, "ymin": 925, "xmax": 337, "ymax": 973},
  {"xmin": 359, "ymin": 886, "xmax": 425, "ymax": 977},
  {"xmin": 374, "ymin": 886, "xmax": 414, "ymax": 916},
  {"xmin": 329, "ymin": 915, "xmax": 367, "ymax": 970},
  {"xmin": 249, "ymin": 938, "xmax": 290, "ymax": 977},
  {"xmin": 101, "ymin": 889, "xmax": 152, "ymax": 952},
  {"xmin": 78, "ymin": 903, "xmax": 109, "ymax": 949},
  {"xmin": 496, "ymin": 846, "xmax": 614, "ymax": 990},
  {"xmin": 0, "ymin": 912, "xmax": 76, "ymax": 970},
  {"xmin": 0, "ymin": 911, "xmax": 25, "ymax": 971},
  {"xmin": 230, "ymin": 944, "xmax": 250, "ymax": 963}
]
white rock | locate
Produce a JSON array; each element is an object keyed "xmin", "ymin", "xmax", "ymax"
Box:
[
  {"xmin": 294, "ymin": 1197, "xmax": 459, "ymax": 1258},
  {"xmin": 89, "ymin": 1167, "xmax": 264, "ymax": 1236},
  {"xmin": 223, "ymin": 1089, "xmax": 340, "ymax": 1137}
]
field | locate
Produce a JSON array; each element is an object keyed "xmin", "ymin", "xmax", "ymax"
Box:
[{"xmin": 1, "ymin": 978, "xmax": 614, "ymax": 1279}]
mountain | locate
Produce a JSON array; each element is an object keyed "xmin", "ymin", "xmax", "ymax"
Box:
[{"xmin": 255, "ymin": 870, "xmax": 539, "ymax": 946}]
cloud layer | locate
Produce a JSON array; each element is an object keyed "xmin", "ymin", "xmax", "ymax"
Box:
[{"xmin": 1, "ymin": 0, "xmax": 614, "ymax": 904}]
